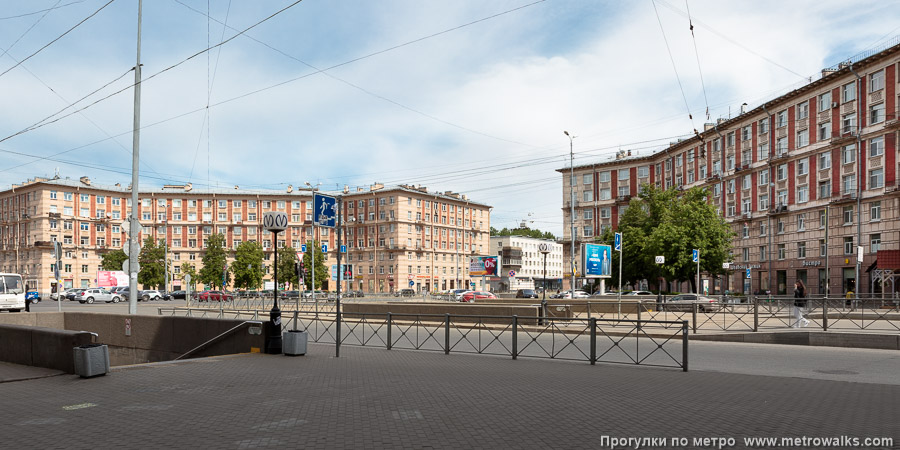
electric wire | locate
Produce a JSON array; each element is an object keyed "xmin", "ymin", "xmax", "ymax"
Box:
[
  {"xmin": 0, "ymin": 0, "xmax": 61, "ymax": 61},
  {"xmin": 0, "ymin": 0, "xmax": 116, "ymax": 81},
  {"xmin": 0, "ymin": 1, "xmax": 87, "ymax": 20},
  {"xmin": 684, "ymin": 0, "xmax": 709, "ymax": 120},
  {"xmin": 650, "ymin": 0, "xmax": 696, "ymax": 134}
]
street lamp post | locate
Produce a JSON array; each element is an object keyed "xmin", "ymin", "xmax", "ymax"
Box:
[
  {"xmin": 564, "ymin": 131, "xmax": 576, "ymax": 292},
  {"xmin": 263, "ymin": 211, "xmax": 288, "ymax": 354},
  {"xmin": 539, "ymin": 243, "xmax": 550, "ymax": 321}
]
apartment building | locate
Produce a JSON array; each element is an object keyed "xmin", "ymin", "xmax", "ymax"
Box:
[
  {"xmin": 559, "ymin": 42, "xmax": 900, "ymax": 296},
  {"xmin": 0, "ymin": 177, "xmax": 490, "ymax": 295},
  {"xmin": 490, "ymin": 235, "xmax": 564, "ymax": 292}
]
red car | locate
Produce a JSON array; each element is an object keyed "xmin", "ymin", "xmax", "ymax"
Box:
[
  {"xmin": 194, "ymin": 290, "xmax": 233, "ymax": 302},
  {"xmin": 461, "ymin": 291, "xmax": 497, "ymax": 303}
]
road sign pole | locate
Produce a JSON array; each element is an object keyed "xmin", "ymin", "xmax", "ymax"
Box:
[
  {"xmin": 335, "ymin": 196, "xmax": 342, "ymax": 358},
  {"xmin": 695, "ymin": 249, "xmax": 700, "ymax": 295},
  {"xmin": 617, "ymin": 233, "xmax": 623, "ymax": 301}
]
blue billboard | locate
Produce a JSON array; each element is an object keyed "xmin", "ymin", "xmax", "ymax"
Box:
[{"xmin": 584, "ymin": 243, "xmax": 612, "ymax": 278}]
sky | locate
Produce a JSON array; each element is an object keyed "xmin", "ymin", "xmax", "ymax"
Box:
[{"xmin": 1, "ymin": 0, "xmax": 899, "ymax": 236}]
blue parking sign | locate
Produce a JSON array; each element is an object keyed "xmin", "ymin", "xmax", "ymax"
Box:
[
  {"xmin": 300, "ymin": 244, "xmax": 306, "ymax": 253},
  {"xmin": 692, "ymin": 249, "xmax": 699, "ymax": 263}
]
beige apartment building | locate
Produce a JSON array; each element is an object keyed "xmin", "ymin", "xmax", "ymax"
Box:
[
  {"xmin": 559, "ymin": 42, "xmax": 900, "ymax": 296},
  {"xmin": 0, "ymin": 177, "xmax": 490, "ymax": 295}
]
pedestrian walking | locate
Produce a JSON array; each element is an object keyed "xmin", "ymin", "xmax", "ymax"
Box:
[{"xmin": 792, "ymin": 280, "xmax": 809, "ymax": 328}]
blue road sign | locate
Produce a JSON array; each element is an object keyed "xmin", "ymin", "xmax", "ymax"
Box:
[
  {"xmin": 300, "ymin": 244, "xmax": 306, "ymax": 253},
  {"xmin": 746, "ymin": 268, "xmax": 751, "ymax": 279},
  {"xmin": 313, "ymin": 192, "xmax": 337, "ymax": 228},
  {"xmin": 340, "ymin": 245, "xmax": 346, "ymax": 253},
  {"xmin": 692, "ymin": 249, "xmax": 699, "ymax": 263},
  {"xmin": 322, "ymin": 244, "xmax": 328, "ymax": 253},
  {"xmin": 614, "ymin": 232, "xmax": 622, "ymax": 251},
  {"xmin": 409, "ymin": 280, "xmax": 415, "ymax": 287}
]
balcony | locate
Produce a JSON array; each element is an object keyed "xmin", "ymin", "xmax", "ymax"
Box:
[
  {"xmin": 769, "ymin": 204, "xmax": 788, "ymax": 215},
  {"xmin": 829, "ymin": 130, "xmax": 856, "ymax": 145},
  {"xmin": 885, "ymin": 111, "xmax": 900, "ymax": 129},
  {"xmin": 615, "ymin": 195, "xmax": 631, "ymax": 203},
  {"xmin": 829, "ymin": 192, "xmax": 858, "ymax": 204}
]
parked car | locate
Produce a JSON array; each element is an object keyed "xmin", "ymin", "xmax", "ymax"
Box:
[
  {"xmin": 561, "ymin": 290, "xmax": 590, "ymax": 299},
  {"xmin": 452, "ymin": 289, "xmax": 470, "ymax": 301},
  {"xmin": 140, "ymin": 290, "xmax": 164, "ymax": 301},
  {"xmin": 65, "ymin": 288, "xmax": 86, "ymax": 301},
  {"xmin": 627, "ymin": 291, "xmax": 654, "ymax": 296},
  {"xmin": 26, "ymin": 291, "xmax": 41, "ymax": 304},
  {"xmin": 165, "ymin": 290, "xmax": 186, "ymax": 300},
  {"xmin": 662, "ymin": 294, "xmax": 721, "ymax": 312},
  {"xmin": 461, "ymin": 291, "xmax": 497, "ymax": 303},
  {"xmin": 194, "ymin": 290, "xmax": 233, "ymax": 302},
  {"xmin": 78, "ymin": 288, "xmax": 123, "ymax": 304},
  {"xmin": 515, "ymin": 289, "xmax": 538, "ymax": 299},
  {"xmin": 397, "ymin": 288, "xmax": 416, "ymax": 297},
  {"xmin": 301, "ymin": 290, "xmax": 326, "ymax": 299}
]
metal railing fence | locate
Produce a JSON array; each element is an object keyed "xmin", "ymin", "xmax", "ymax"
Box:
[{"xmin": 158, "ymin": 307, "xmax": 688, "ymax": 371}]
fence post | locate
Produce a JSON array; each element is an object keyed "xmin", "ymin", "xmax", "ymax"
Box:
[
  {"xmin": 822, "ymin": 298, "xmax": 828, "ymax": 331},
  {"xmin": 512, "ymin": 315, "xmax": 518, "ymax": 360},
  {"xmin": 444, "ymin": 313, "xmax": 451, "ymax": 355},
  {"xmin": 586, "ymin": 301, "xmax": 591, "ymax": 319},
  {"xmin": 589, "ymin": 317, "xmax": 597, "ymax": 365},
  {"xmin": 292, "ymin": 311, "xmax": 298, "ymax": 332},
  {"xmin": 753, "ymin": 296, "xmax": 759, "ymax": 332},
  {"xmin": 386, "ymin": 312, "xmax": 392, "ymax": 350},
  {"xmin": 682, "ymin": 320, "xmax": 689, "ymax": 372},
  {"xmin": 691, "ymin": 303, "xmax": 698, "ymax": 334}
]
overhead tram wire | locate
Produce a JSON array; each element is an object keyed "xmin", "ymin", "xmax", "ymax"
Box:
[
  {"xmin": 651, "ymin": 0, "xmax": 698, "ymax": 136},
  {"xmin": 684, "ymin": 0, "xmax": 710, "ymax": 120},
  {"xmin": 0, "ymin": 0, "xmax": 117, "ymax": 81},
  {"xmin": 0, "ymin": 0, "xmax": 307, "ymax": 146},
  {"xmin": 174, "ymin": 0, "xmax": 549, "ymax": 150},
  {"xmin": 0, "ymin": 0, "xmax": 62, "ymax": 61},
  {"xmin": 0, "ymin": 1, "xmax": 87, "ymax": 21}
]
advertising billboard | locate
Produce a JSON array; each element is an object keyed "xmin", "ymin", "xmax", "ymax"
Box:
[
  {"xmin": 97, "ymin": 270, "xmax": 129, "ymax": 288},
  {"xmin": 583, "ymin": 244, "xmax": 612, "ymax": 278},
  {"xmin": 468, "ymin": 256, "xmax": 499, "ymax": 277}
]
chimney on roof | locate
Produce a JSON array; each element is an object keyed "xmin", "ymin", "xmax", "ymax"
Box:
[
  {"xmin": 822, "ymin": 68, "xmax": 837, "ymax": 78},
  {"xmin": 79, "ymin": 176, "xmax": 91, "ymax": 186},
  {"xmin": 287, "ymin": 184, "xmax": 293, "ymax": 193},
  {"xmin": 185, "ymin": 183, "xmax": 193, "ymax": 192},
  {"xmin": 235, "ymin": 185, "xmax": 240, "ymax": 190},
  {"xmin": 115, "ymin": 183, "xmax": 121, "ymax": 187},
  {"xmin": 343, "ymin": 185, "xmax": 350, "ymax": 194},
  {"xmin": 704, "ymin": 122, "xmax": 715, "ymax": 131},
  {"xmin": 370, "ymin": 182, "xmax": 384, "ymax": 191},
  {"xmin": 627, "ymin": 150, "xmax": 632, "ymax": 157}
]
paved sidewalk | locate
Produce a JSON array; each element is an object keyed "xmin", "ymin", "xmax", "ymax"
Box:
[{"xmin": 1, "ymin": 342, "xmax": 898, "ymax": 449}]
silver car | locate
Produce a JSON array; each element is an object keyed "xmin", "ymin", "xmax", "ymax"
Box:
[
  {"xmin": 78, "ymin": 288, "xmax": 123, "ymax": 304},
  {"xmin": 662, "ymin": 294, "xmax": 721, "ymax": 312}
]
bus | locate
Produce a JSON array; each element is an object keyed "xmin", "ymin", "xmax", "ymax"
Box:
[{"xmin": 0, "ymin": 273, "xmax": 26, "ymax": 312}]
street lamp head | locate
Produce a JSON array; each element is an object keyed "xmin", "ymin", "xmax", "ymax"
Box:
[{"xmin": 563, "ymin": 130, "xmax": 569, "ymax": 136}]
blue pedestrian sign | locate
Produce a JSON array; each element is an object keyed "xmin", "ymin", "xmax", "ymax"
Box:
[
  {"xmin": 614, "ymin": 232, "xmax": 622, "ymax": 251},
  {"xmin": 300, "ymin": 244, "xmax": 306, "ymax": 253},
  {"xmin": 340, "ymin": 245, "xmax": 346, "ymax": 253},
  {"xmin": 692, "ymin": 249, "xmax": 699, "ymax": 263},
  {"xmin": 321, "ymin": 244, "xmax": 328, "ymax": 253},
  {"xmin": 746, "ymin": 268, "xmax": 751, "ymax": 279},
  {"xmin": 313, "ymin": 192, "xmax": 337, "ymax": 228}
]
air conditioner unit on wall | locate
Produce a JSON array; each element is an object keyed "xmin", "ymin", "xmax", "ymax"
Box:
[{"xmin": 832, "ymin": 102, "xmax": 838, "ymax": 109}]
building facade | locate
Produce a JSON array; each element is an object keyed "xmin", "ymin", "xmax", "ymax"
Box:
[
  {"xmin": 0, "ymin": 177, "xmax": 490, "ymax": 295},
  {"xmin": 559, "ymin": 43, "xmax": 900, "ymax": 296},
  {"xmin": 490, "ymin": 235, "xmax": 564, "ymax": 292}
]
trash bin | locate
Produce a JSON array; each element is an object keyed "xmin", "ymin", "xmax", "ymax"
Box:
[
  {"xmin": 283, "ymin": 330, "xmax": 308, "ymax": 356},
  {"xmin": 73, "ymin": 344, "xmax": 110, "ymax": 378}
]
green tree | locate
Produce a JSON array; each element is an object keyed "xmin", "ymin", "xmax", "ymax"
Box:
[
  {"xmin": 490, "ymin": 225, "xmax": 557, "ymax": 240},
  {"xmin": 138, "ymin": 236, "xmax": 165, "ymax": 289},
  {"xmin": 231, "ymin": 241, "xmax": 264, "ymax": 290},
  {"xmin": 199, "ymin": 233, "xmax": 229, "ymax": 290},
  {"xmin": 276, "ymin": 246, "xmax": 299, "ymax": 289},
  {"xmin": 101, "ymin": 249, "xmax": 128, "ymax": 271},
  {"xmin": 301, "ymin": 239, "xmax": 328, "ymax": 290},
  {"xmin": 180, "ymin": 262, "xmax": 198, "ymax": 289},
  {"xmin": 610, "ymin": 185, "xmax": 734, "ymax": 293}
]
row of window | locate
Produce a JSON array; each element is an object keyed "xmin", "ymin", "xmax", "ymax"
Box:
[{"xmin": 740, "ymin": 233, "xmax": 881, "ymax": 262}]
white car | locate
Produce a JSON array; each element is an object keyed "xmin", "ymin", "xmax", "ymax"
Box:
[
  {"xmin": 561, "ymin": 290, "xmax": 590, "ymax": 299},
  {"xmin": 78, "ymin": 288, "xmax": 123, "ymax": 304},
  {"xmin": 140, "ymin": 290, "xmax": 164, "ymax": 301}
]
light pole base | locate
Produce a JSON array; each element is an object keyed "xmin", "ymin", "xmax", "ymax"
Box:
[{"xmin": 265, "ymin": 307, "xmax": 283, "ymax": 354}]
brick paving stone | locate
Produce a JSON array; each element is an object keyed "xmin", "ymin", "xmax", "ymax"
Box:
[{"xmin": 0, "ymin": 343, "xmax": 897, "ymax": 449}]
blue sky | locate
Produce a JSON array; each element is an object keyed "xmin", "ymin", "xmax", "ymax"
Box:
[{"xmin": 1, "ymin": 0, "xmax": 899, "ymax": 236}]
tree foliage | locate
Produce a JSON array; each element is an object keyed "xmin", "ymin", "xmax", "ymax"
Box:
[
  {"xmin": 198, "ymin": 233, "xmax": 229, "ymax": 289},
  {"xmin": 490, "ymin": 226, "xmax": 556, "ymax": 240},
  {"xmin": 300, "ymin": 239, "xmax": 329, "ymax": 290},
  {"xmin": 101, "ymin": 249, "xmax": 128, "ymax": 271},
  {"xmin": 180, "ymin": 262, "xmax": 198, "ymax": 289},
  {"xmin": 599, "ymin": 185, "xmax": 734, "ymax": 292},
  {"xmin": 276, "ymin": 246, "xmax": 299, "ymax": 289},
  {"xmin": 138, "ymin": 236, "xmax": 165, "ymax": 289},
  {"xmin": 231, "ymin": 241, "xmax": 264, "ymax": 290}
]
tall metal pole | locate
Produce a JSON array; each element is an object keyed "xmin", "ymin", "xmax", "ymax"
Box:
[
  {"xmin": 618, "ymin": 235, "xmax": 623, "ymax": 300},
  {"xmin": 269, "ymin": 230, "xmax": 281, "ymax": 354},
  {"xmin": 336, "ymin": 196, "xmax": 343, "ymax": 357},
  {"xmin": 848, "ymin": 66, "xmax": 863, "ymax": 300},
  {"xmin": 825, "ymin": 207, "xmax": 830, "ymax": 297},
  {"xmin": 565, "ymin": 131, "xmax": 575, "ymax": 292},
  {"xmin": 128, "ymin": 0, "xmax": 143, "ymax": 315}
]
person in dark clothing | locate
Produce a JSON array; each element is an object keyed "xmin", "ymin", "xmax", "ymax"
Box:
[{"xmin": 792, "ymin": 280, "xmax": 808, "ymax": 328}]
